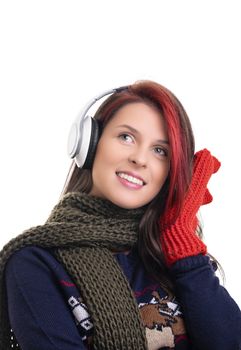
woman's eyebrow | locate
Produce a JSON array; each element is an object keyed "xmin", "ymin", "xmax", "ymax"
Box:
[{"xmin": 116, "ymin": 124, "xmax": 169, "ymax": 144}]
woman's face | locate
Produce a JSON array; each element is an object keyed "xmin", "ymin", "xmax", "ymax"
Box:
[{"xmin": 90, "ymin": 102, "xmax": 170, "ymax": 209}]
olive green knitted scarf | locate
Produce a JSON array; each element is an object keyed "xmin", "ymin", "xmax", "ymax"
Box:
[{"xmin": 0, "ymin": 192, "xmax": 147, "ymax": 350}]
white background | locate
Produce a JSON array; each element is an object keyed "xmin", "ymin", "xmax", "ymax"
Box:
[{"xmin": 0, "ymin": 1, "xmax": 240, "ymax": 307}]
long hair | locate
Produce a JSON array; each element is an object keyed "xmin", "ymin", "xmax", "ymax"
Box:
[{"xmin": 62, "ymin": 80, "xmax": 195, "ymax": 291}]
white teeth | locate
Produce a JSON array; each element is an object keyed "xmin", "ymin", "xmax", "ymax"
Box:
[{"xmin": 117, "ymin": 172, "xmax": 144, "ymax": 186}]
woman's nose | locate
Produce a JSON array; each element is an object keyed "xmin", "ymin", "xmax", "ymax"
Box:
[{"xmin": 128, "ymin": 149, "xmax": 147, "ymax": 167}]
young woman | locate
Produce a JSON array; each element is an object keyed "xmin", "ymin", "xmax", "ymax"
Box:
[{"xmin": 0, "ymin": 81, "xmax": 241, "ymax": 350}]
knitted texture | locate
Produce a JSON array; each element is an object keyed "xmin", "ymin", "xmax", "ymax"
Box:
[
  {"xmin": 160, "ymin": 149, "xmax": 221, "ymax": 266},
  {"xmin": 0, "ymin": 192, "xmax": 147, "ymax": 350}
]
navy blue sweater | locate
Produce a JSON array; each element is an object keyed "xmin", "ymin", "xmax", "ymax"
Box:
[{"xmin": 5, "ymin": 246, "xmax": 241, "ymax": 349}]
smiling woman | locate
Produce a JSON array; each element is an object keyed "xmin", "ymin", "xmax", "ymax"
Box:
[{"xmin": 0, "ymin": 81, "xmax": 241, "ymax": 350}]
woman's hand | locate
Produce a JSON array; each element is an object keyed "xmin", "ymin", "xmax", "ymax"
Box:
[{"xmin": 160, "ymin": 149, "xmax": 221, "ymax": 266}]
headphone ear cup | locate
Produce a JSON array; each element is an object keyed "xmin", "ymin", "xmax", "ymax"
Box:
[{"xmin": 82, "ymin": 118, "xmax": 100, "ymax": 169}]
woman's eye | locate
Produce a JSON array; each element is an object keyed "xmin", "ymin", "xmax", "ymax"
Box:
[
  {"xmin": 119, "ymin": 133, "xmax": 133, "ymax": 143},
  {"xmin": 154, "ymin": 147, "xmax": 167, "ymax": 156}
]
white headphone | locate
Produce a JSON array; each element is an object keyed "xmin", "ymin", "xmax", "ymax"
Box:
[{"xmin": 67, "ymin": 86, "xmax": 128, "ymax": 168}]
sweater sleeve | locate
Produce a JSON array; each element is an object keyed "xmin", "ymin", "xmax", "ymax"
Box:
[
  {"xmin": 171, "ymin": 254, "xmax": 241, "ymax": 350},
  {"xmin": 5, "ymin": 246, "xmax": 87, "ymax": 350}
]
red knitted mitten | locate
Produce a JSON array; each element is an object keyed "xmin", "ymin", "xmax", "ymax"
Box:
[{"xmin": 160, "ymin": 149, "xmax": 221, "ymax": 266}]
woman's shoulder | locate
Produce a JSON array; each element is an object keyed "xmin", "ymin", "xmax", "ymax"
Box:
[
  {"xmin": 7, "ymin": 245, "xmax": 56, "ymax": 261},
  {"xmin": 5, "ymin": 246, "xmax": 60, "ymax": 277},
  {"xmin": 5, "ymin": 245, "xmax": 80, "ymax": 299}
]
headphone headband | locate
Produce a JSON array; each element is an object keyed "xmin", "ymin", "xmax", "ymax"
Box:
[{"xmin": 78, "ymin": 86, "xmax": 128, "ymax": 125}]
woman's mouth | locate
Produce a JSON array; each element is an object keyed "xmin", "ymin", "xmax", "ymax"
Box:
[{"xmin": 116, "ymin": 172, "xmax": 145, "ymax": 189}]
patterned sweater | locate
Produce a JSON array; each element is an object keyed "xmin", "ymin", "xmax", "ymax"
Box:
[{"xmin": 5, "ymin": 246, "xmax": 241, "ymax": 349}]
